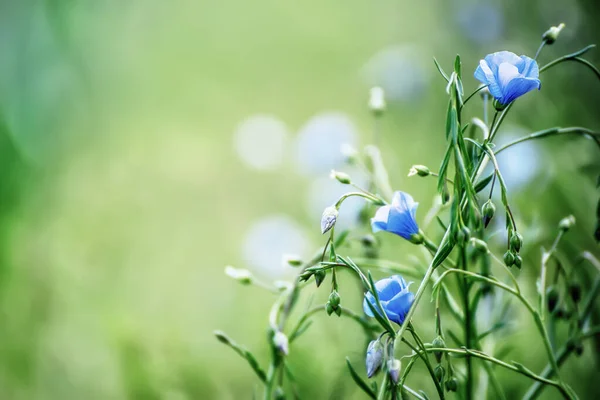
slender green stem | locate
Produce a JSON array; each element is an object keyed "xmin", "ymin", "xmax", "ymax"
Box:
[
  {"xmin": 494, "ymin": 127, "xmax": 600, "ymax": 155},
  {"xmin": 377, "ymin": 372, "xmax": 389, "ymax": 400},
  {"xmin": 534, "ymin": 40, "xmax": 547, "ymax": 60},
  {"xmin": 335, "ymin": 191, "xmax": 386, "ymax": 208},
  {"xmin": 460, "ymin": 85, "xmax": 489, "ymax": 109},
  {"xmin": 402, "ymin": 337, "xmax": 445, "ymax": 399},
  {"xmin": 460, "ymin": 246, "xmax": 474, "ymax": 400},
  {"xmin": 540, "ymin": 231, "xmax": 565, "ymax": 322}
]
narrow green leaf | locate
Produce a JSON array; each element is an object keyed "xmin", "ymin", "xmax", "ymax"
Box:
[
  {"xmin": 437, "ymin": 145, "xmax": 452, "ymax": 195},
  {"xmin": 474, "ymin": 173, "xmax": 494, "ymax": 193},
  {"xmin": 454, "ymin": 54, "xmax": 462, "ymax": 78},
  {"xmin": 432, "ymin": 236, "xmax": 455, "ymax": 269},
  {"xmin": 433, "ymin": 57, "xmax": 450, "ymax": 83},
  {"xmin": 214, "ymin": 331, "xmax": 267, "ymax": 382},
  {"xmin": 346, "ymin": 358, "xmax": 377, "ymax": 399}
]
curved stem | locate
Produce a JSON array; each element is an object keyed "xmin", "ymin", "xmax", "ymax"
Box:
[
  {"xmin": 494, "ymin": 127, "xmax": 600, "ymax": 155},
  {"xmin": 402, "ymin": 337, "xmax": 445, "ymax": 399}
]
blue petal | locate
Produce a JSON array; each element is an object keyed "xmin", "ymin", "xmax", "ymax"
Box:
[
  {"xmin": 386, "ymin": 290, "xmax": 415, "ymax": 324},
  {"xmin": 386, "ymin": 208, "xmax": 419, "ymax": 239},
  {"xmin": 483, "ymin": 51, "xmax": 521, "ymax": 74},
  {"xmin": 517, "ymin": 55, "xmax": 539, "ymax": 78},
  {"xmin": 374, "ymin": 277, "xmax": 401, "ymax": 300},
  {"xmin": 371, "ymin": 205, "xmax": 391, "ymax": 233},
  {"xmin": 502, "ymin": 77, "xmax": 541, "ymax": 104},
  {"xmin": 390, "ymin": 275, "xmax": 408, "ymax": 290},
  {"xmin": 474, "ymin": 59, "xmax": 503, "ymax": 102}
]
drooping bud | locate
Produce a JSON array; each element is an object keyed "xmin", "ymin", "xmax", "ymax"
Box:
[
  {"xmin": 408, "ymin": 165, "xmax": 430, "ymax": 177},
  {"xmin": 282, "ymin": 253, "xmax": 303, "ymax": 268},
  {"xmin": 314, "ymin": 270, "xmax": 326, "ymax": 287},
  {"xmin": 327, "ymin": 291, "xmax": 341, "ymax": 316},
  {"xmin": 546, "ymin": 286, "xmax": 559, "ymax": 313},
  {"xmin": 330, "ymin": 169, "xmax": 352, "ymax": 185},
  {"xmin": 542, "ymin": 23, "xmax": 565, "ymax": 44},
  {"xmin": 321, "ymin": 206, "xmax": 339, "ymax": 234},
  {"xmin": 224, "ymin": 266, "xmax": 253, "ymax": 285},
  {"xmin": 272, "ymin": 331, "xmax": 289, "ymax": 356},
  {"xmin": 368, "ymin": 86, "xmax": 386, "ymax": 114},
  {"xmin": 559, "ymin": 215, "xmax": 576, "ymax": 232},
  {"xmin": 214, "ymin": 330, "xmax": 232, "ymax": 345},
  {"xmin": 365, "ymin": 340, "xmax": 384, "ymax": 378},
  {"xmin": 445, "ymin": 377, "xmax": 458, "ymax": 392},
  {"xmin": 434, "ymin": 365, "xmax": 445, "ymax": 383},
  {"xmin": 387, "ymin": 359, "xmax": 401, "ymax": 384},
  {"xmin": 469, "ymin": 238, "xmax": 489, "ymax": 253},
  {"xmin": 432, "ymin": 336, "xmax": 446, "ymax": 363},
  {"xmin": 514, "ymin": 254, "xmax": 523, "ymax": 269},
  {"xmin": 510, "ymin": 232, "xmax": 523, "ymax": 252},
  {"xmin": 568, "ymin": 283, "xmax": 581, "ymax": 303},
  {"xmin": 482, "ymin": 199, "xmax": 496, "ymax": 228},
  {"xmin": 503, "ymin": 251, "xmax": 515, "ymax": 267}
]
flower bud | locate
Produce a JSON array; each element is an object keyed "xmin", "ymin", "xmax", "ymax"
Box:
[
  {"xmin": 274, "ymin": 387, "xmax": 285, "ymax": 400},
  {"xmin": 360, "ymin": 234, "xmax": 378, "ymax": 248},
  {"xmin": 546, "ymin": 286, "xmax": 559, "ymax": 313},
  {"xmin": 282, "ymin": 253, "xmax": 303, "ymax": 268},
  {"xmin": 369, "ymin": 86, "xmax": 386, "ymax": 114},
  {"xmin": 434, "ymin": 365, "xmax": 445, "ymax": 383},
  {"xmin": 214, "ymin": 330, "xmax": 232, "ymax": 345},
  {"xmin": 365, "ymin": 340, "xmax": 384, "ymax": 378},
  {"xmin": 469, "ymin": 238, "xmax": 489, "ymax": 253},
  {"xmin": 509, "ymin": 232, "xmax": 523, "ymax": 252},
  {"xmin": 432, "ymin": 336, "xmax": 446, "ymax": 363},
  {"xmin": 542, "ymin": 23, "xmax": 565, "ymax": 44},
  {"xmin": 328, "ymin": 290, "xmax": 341, "ymax": 308},
  {"xmin": 514, "ymin": 254, "xmax": 523, "ymax": 269},
  {"xmin": 503, "ymin": 251, "xmax": 515, "ymax": 267},
  {"xmin": 482, "ymin": 199, "xmax": 496, "ymax": 228},
  {"xmin": 445, "ymin": 377, "xmax": 458, "ymax": 392},
  {"xmin": 224, "ymin": 266, "xmax": 253, "ymax": 285},
  {"xmin": 321, "ymin": 206, "xmax": 339, "ymax": 234},
  {"xmin": 387, "ymin": 359, "xmax": 401, "ymax": 385},
  {"xmin": 408, "ymin": 165, "xmax": 430, "ymax": 177},
  {"xmin": 568, "ymin": 283, "xmax": 581, "ymax": 303},
  {"xmin": 330, "ymin": 169, "xmax": 352, "ymax": 185},
  {"xmin": 559, "ymin": 215, "xmax": 576, "ymax": 232},
  {"xmin": 314, "ymin": 270, "xmax": 326, "ymax": 287},
  {"xmin": 340, "ymin": 143, "xmax": 359, "ymax": 164},
  {"xmin": 272, "ymin": 331, "xmax": 289, "ymax": 356}
]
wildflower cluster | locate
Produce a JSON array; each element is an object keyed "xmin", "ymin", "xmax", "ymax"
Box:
[{"xmin": 217, "ymin": 23, "xmax": 600, "ymax": 400}]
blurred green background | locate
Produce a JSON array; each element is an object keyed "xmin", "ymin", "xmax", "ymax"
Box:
[{"xmin": 0, "ymin": 0, "xmax": 599, "ymax": 399}]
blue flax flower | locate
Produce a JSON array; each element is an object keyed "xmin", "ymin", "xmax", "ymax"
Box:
[
  {"xmin": 371, "ymin": 191, "xmax": 420, "ymax": 241},
  {"xmin": 363, "ymin": 275, "xmax": 414, "ymax": 325},
  {"xmin": 474, "ymin": 51, "xmax": 541, "ymax": 106}
]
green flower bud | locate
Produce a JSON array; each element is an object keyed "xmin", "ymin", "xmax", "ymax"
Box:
[
  {"xmin": 568, "ymin": 283, "xmax": 581, "ymax": 303},
  {"xmin": 542, "ymin": 23, "xmax": 565, "ymax": 44},
  {"xmin": 224, "ymin": 266, "xmax": 253, "ymax": 285},
  {"xmin": 387, "ymin": 359, "xmax": 401, "ymax": 385},
  {"xmin": 432, "ymin": 336, "xmax": 446, "ymax": 363},
  {"xmin": 325, "ymin": 302, "xmax": 334, "ymax": 316},
  {"xmin": 274, "ymin": 387, "xmax": 285, "ymax": 400},
  {"xmin": 445, "ymin": 377, "xmax": 458, "ymax": 392},
  {"xmin": 514, "ymin": 254, "xmax": 523, "ymax": 269},
  {"xmin": 214, "ymin": 330, "xmax": 232, "ymax": 345},
  {"xmin": 330, "ymin": 169, "xmax": 352, "ymax": 185},
  {"xmin": 434, "ymin": 365, "xmax": 445, "ymax": 383},
  {"xmin": 327, "ymin": 290, "xmax": 341, "ymax": 317},
  {"xmin": 360, "ymin": 234, "xmax": 378, "ymax": 248},
  {"xmin": 558, "ymin": 215, "xmax": 576, "ymax": 232},
  {"xmin": 482, "ymin": 199, "xmax": 496, "ymax": 228},
  {"xmin": 314, "ymin": 270, "xmax": 326, "ymax": 287},
  {"xmin": 503, "ymin": 251, "xmax": 515, "ymax": 267},
  {"xmin": 321, "ymin": 206, "xmax": 339, "ymax": 234},
  {"xmin": 369, "ymin": 86, "xmax": 386, "ymax": 114},
  {"xmin": 546, "ymin": 286, "xmax": 559, "ymax": 313},
  {"xmin": 282, "ymin": 254, "xmax": 303, "ymax": 268},
  {"xmin": 408, "ymin": 165, "xmax": 430, "ymax": 177},
  {"xmin": 510, "ymin": 232, "xmax": 523, "ymax": 252},
  {"xmin": 469, "ymin": 238, "xmax": 489, "ymax": 253}
]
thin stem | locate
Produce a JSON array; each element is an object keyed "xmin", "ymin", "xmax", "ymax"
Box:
[
  {"xmin": 494, "ymin": 127, "xmax": 600, "ymax": 155},
  {"xmin": 460, "ymin": 246, "xmax": 474, "ymax": 400},
  {"xmin": 534, "ymin": 40, "xmax": 547, "ymax": 60},
  {"xmin": 461, "ymin": 85, "xmax": 489, "ymax": 109},
  {"xmin": 540, "ymin": 231, "xmax": 565, "ymax": 322},
  {"xmin": 402, "ymin": 337, "xmax": 445, "ymax": 399}
]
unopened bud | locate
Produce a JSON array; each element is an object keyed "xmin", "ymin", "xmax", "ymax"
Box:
[
  {"xmin": 282, "ymin": 254, "xmax": 303, "ymax": 268},
  {"xmin": 327, "ymin": 290, "xmax": 341, "ymax": 317},
  {"xmin": 469, "ymin": 238, "xmax": 489, "ymax": 253},
  {"xmin": 503, "ymin": 251, "xmax": 515, "ymax": 267},
  {"xmin": 542, "ymin": 23, "xmax": 565, "ymax": 44},
  {"xmin": 568, "ymin": 283, "xmax": 581, "ymax": 303},
  {"xmin": 559, "ymin": 215, "xmax": 576, "ymax": 232},
  {"xmin": 360, "ymin": 234, "xmax": 378, "ymax": 248},
  {"xmin": 482, "ymin": 200, "xmax": 496, "ymax": 228},
  {"xmin": 340, "ymin": 143, "xmax": 359, "ymax": 164},
  {"xmin": 432, "ymin": 336, "xmax": 446, "ymax": 363},
  {"xmin": 330, "ymin": 169, "xmax": 352, "ymax": 185},
  {"xmin": 514, "ymin": 254, "xmax": 523, "ymax": 269},
  {"xmin": 274, "ymin": 387, "xmax": 285, "ymax": 400},
  {"xmin": 365, "ymin": 340, "xmax": 384, "ymax": 378},
  {"xmin": 224, "ymin": 266, "xmax": 253, "ymax": 285},
  {"xmin": 434, "ymin": 365, "xmax": 445, "ymax": 383},
  {"xmin": 387, "ymin": 359, "xmax": 401, "ymax": 384},
  {"xmin": 546, "ymin": 286, "xmax": 559, "ymax": 313},
  {"xmin": 214, "ymin": 330, "xmax": 231, "ymax": 345},
  {"xmin": 369, "ymin": 86, "xmax": 386, "ymax": 114},
  {"xmin": 321, "ymin": 206, "xmax": 339, "ymax": 234},
  {"xmin": 314, "ymin": 270, "xmax": 326, "ymax": 287},
  {"xmin": 445, "ymin": 377, "xmax": 458, "ymax": 392},
  {"xmin": 510, "ymin": 232, "xmax": 523, "ymax": 252},
  {"xmin": 408, "ymin": 165, "xmax": 430, "ymax": 177},
  {"xmin": 272, "ymin": 331, "xmax": 289, "ymax": 356}
]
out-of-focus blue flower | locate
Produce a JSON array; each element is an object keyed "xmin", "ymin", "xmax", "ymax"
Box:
[
  {"xmin": 371, "ymin": 191, "xmax": 420, "ymax": 241},
  {"xmin": 474, "ymin": 51, "xmax": 541, "ymax": 106},
  {"xmin": 363, "ymin": 275, "xmax": 414, "ymax": 325}
]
